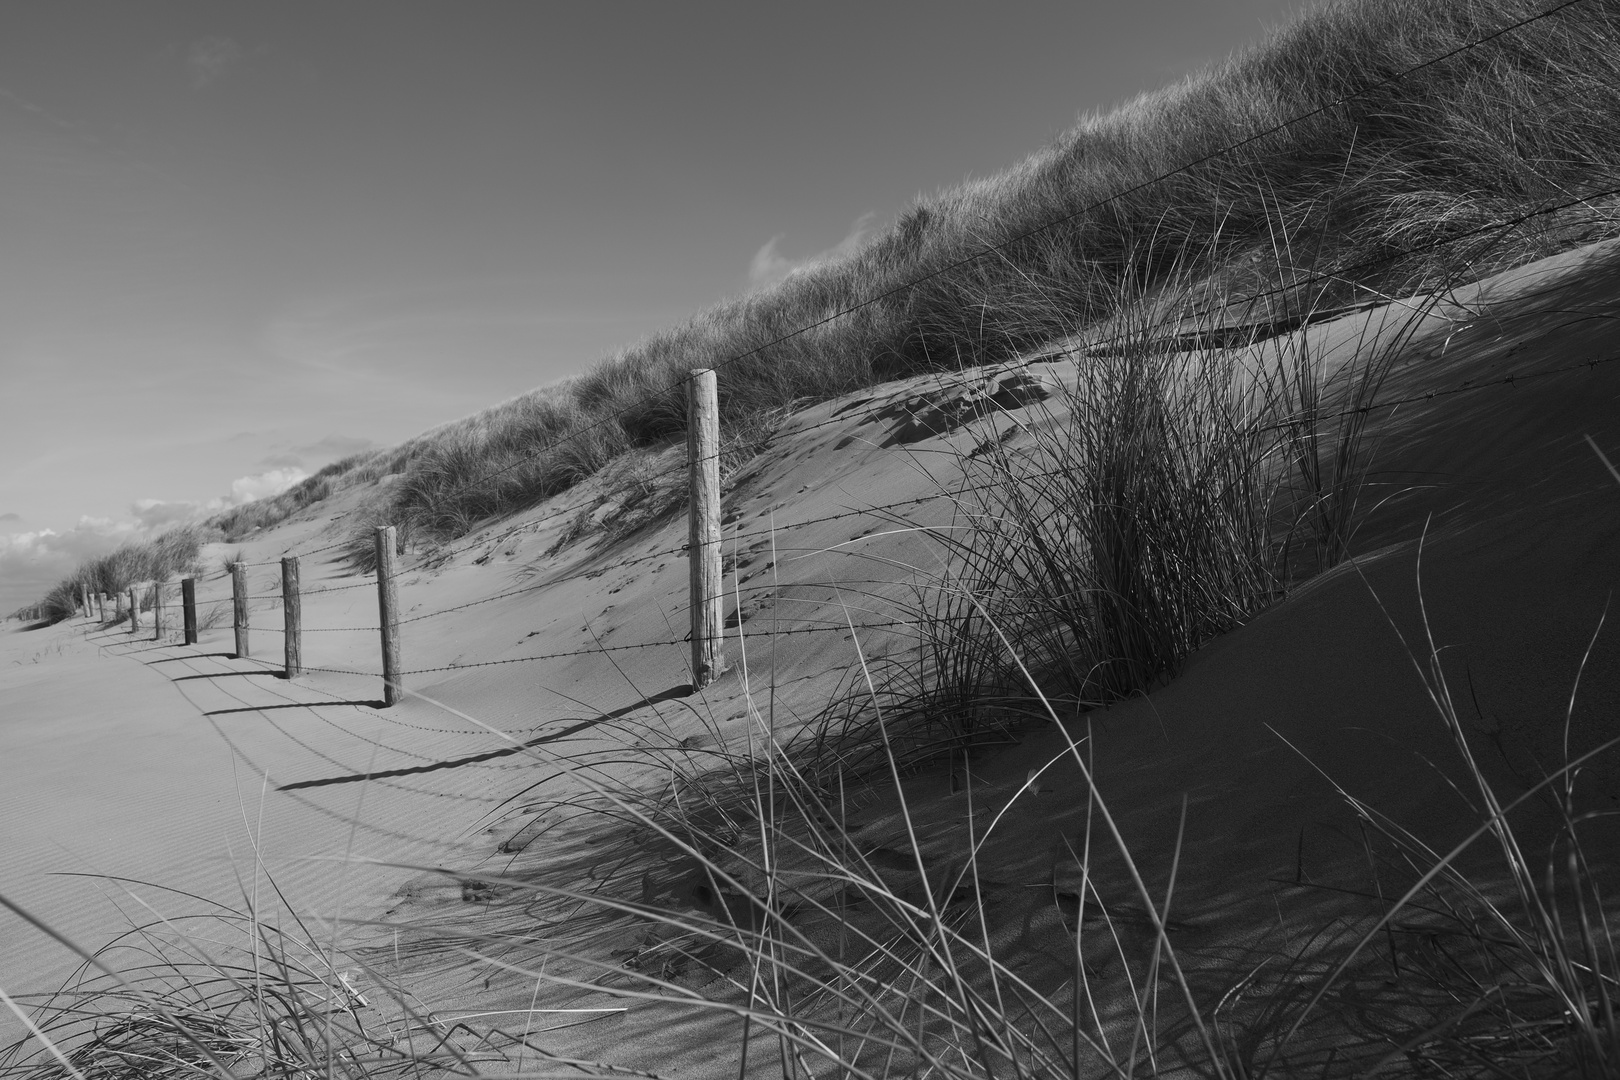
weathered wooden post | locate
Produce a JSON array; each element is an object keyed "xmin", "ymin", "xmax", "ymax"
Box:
[
  {"xmin": 687, "ymin": 368, "xmax": 725, "ymax": 689},
  {"xmin": 97, "ymin": 591, "xmax": 106, "ymax": 622},
  {"xmin": 128, "ymin": 586, "xmax": 140, "ymax": 634},
  {"xmin": 152, "ymin": 581, "xmax": 164, "ymax": 641},
  {"xmin": 375, "ymin": 526, "xmax": 402, "ymax": 706},
  {"xmin": 281, "ymin": 557, "xmax": 302, "ymax": 679},
  {"xmin": 231, "ymin": 563, "xmax": 249, "ymax": 658},
  {"xmin": 181, "ymin": 578, "xmax": 198, "ymax": 645}
]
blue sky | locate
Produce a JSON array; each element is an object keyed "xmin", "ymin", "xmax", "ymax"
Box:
[{"xmin": 0, "ymin": 0, "xmax": 1305, "ymax": 610}]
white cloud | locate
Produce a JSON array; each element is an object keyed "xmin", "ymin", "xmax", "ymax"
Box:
[
  {"xmin": 229, "ymin": 466, "xmax": 306, "ymax": 503},
  {"xmin": 187, "ymin": 36, "xmax": 244, "ymax": 88},
  {"xmin": 2, "ymin": 469, "xmax": 306, "ymax": 612},
  {"xmin": 748, "ymin": 212, "xmax": 879, "ymax": 290},
  {"xmin": 128, "ymin": 467, "xmax": 308, "ymax": 529},
  {"xmin": 0, "ymin": 520, "xmax": 143, "ymax": 610}
]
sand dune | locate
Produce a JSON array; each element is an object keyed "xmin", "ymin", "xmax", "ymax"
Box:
[{"xmin": 5, "ymin": 239, "xmax": 1620, "ymax": 1074}]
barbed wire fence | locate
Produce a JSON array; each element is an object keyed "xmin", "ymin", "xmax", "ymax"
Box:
[{"xmin": 45, "ymin": 0, "xmax": 1620, "ymax": 720}]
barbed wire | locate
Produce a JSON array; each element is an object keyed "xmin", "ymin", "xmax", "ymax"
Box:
[
  {"xmin": 355, "ymin": 172, "xmax": 1620, "ymax": 628},
  {"xmin": 278, "ymin": 616, "xmax": 919, "ymax": 679},
  {"xmin": 34, "ymin": 2, "xmax": 1606, "ymax": 626},
  {"xmin": 44, "ymin": 0, "xmax": 1599, "ymax": 613},
  {"xmin": 326, "ymin": 0, "xmax": 1593, "ymax": 543},
  {"xmin": 380, "ymin": 317, "xmax": 1620, "ymax": 629}
]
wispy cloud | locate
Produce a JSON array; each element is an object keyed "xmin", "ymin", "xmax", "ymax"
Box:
[
  {"xmin": 187, "ymin": 36, "xmax": 244, "ymax": 89},
  {"xmin": 748, "ymin": 211, "xmax": 879, "ymax": 290},
  {"xmin": 0, "ymin": 512, "xmax": 20, "ymax": 524}
]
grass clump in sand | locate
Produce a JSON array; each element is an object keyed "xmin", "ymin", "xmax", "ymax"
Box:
[
  {"xmin": 0, "ymin": 880, "xmax": 512, "ymax": 1080},
  {"xmin": 360, "ymin": 590, "xmax": 1619, "ymax": 1079}
]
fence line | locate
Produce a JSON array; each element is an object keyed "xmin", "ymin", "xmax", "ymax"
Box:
[
  {"xmin": 71, "ymin": 312, "xmax": 1620, "ymax": 702},
  {"xmin": 294, "ymin": 171, "xmax": 1620, "ymax": 600},
  {"xmin": 44, "ymin": 321, "xmax": 1620, "ymax": 687},
  {"xmin": 35, "ymin": 3, "xmax": 1620, "ymax": 698},
  {"xmin": 25, "ymin": 2, "xmax": 1620, "ymax": 636}
]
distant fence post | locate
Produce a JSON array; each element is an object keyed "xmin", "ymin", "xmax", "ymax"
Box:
[
  {"xmin": 128, "ymin": 586, "xmax": 140, "ymax": 635},
  {"xmin": 687, "ymin": 367, "xmax": 726, "ymax": 690},
  {"xmin": 375, "ymin": 526, "xmax": 402, "ymax": 707},
  {"xmin": 282, "ymin": 557, "xmax": 302, "ymax": 680},
  {"xmin": 232, "ymin": 563, "xmax": 249, "ymax": 658},
  {"xmin": 152, "ymin": 582, "xmax": 164, "ymax": 642},
  {"xmin": 97, "ymin": 592, "xmax": 106, "ymax": 622},
  {"xmin": 181, "ymin": 578, "xmax": 198, "ymax": 645}
]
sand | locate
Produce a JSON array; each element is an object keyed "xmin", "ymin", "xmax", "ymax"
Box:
[{"xmin": 4, "ymin": 237, "xmax": 1620, "ymax": 1075}]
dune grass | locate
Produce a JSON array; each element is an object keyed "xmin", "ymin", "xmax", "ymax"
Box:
[
  {"xmin": 23, "ymin": 0, "xmax": 1620, "ymax": 600},
  {"xmin": 344, "ymin": 0, "xmax": 1620, "ymax": 557},
  {"xmin": 8, "ymin": 273, "xmax": 1619, "ymax": 1078},
  {"xmin": 14, "ymin": 222, "xmax": 1613, "ymax": 1077},
  {"xmin": 211, "ymin": 454, "xmax": 380, "ymax": 544},
  {"xmin": 9, "ymin": 0, "xmax": 1620, "ymax": 1073},
  {"xmin": 27, "ymin": 527, "xmax": 209, "ymax": 626}
]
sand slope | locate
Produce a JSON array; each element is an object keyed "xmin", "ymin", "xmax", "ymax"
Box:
[{"xmin": 5, "ymin": 238, "xmax": 1620, "ymax": 1074}]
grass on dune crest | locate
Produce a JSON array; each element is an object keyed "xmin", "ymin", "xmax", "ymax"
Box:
[
  {"xmin": 24, "ymin": 527, "xmax": 209, "ymax": 626},
  {"xmin": 209, "ymin": 454, "xmax": 381, "ymax": 544},
  {"xmin": 24, "ymin": 0, "xmax": 1620, "ymax": 594},
  {"xmin": 348, "ymin": 0, "xmax": 1620, "ymax": 557}
]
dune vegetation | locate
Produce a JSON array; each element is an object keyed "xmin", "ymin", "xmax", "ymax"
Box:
[
  {"xmin": 8, "ymin": 0, "xmax": 1620, "ymax": 1076},
  {"xmin": 25, "ymin": 0, "xmax": 1620, "ymax": 595},
  {"xmin": 336, "ymin": 0, "xmax": 1620, "ymax": 563}
]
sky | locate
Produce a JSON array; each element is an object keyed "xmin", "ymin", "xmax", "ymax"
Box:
[{"xmin": 0, "ymin": 0, "xmax": 1308, "ymax": 612}]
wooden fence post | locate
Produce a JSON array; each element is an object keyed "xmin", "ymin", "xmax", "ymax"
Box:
[
  {"xmin": 232, "ymin": 563, "xmax": 249, "ymax": 658},
  {"xmin": 375, "ymin": 526, "xmax": 402, "ymax": 706},
  {"xmin": 97, "ymin": 592, "xmax": 106, "ymax": 622},
  {"xmin": 687, "ymin": 368, "xmax": 726, "ymax": 690},
  {"xmin": 152, "ymin": 582, "xmax": 164, "ymax": 642},
  {"xmin": 181, "ymin": 578, "xmax": 198, "ymax": 645},
  {"xmin": 282, "ymin": 557, "xmax": 302, "ymax": 679},
  {"xmin": 128, "ymin": 586, "xmax": 140, "ymax": 634}
]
